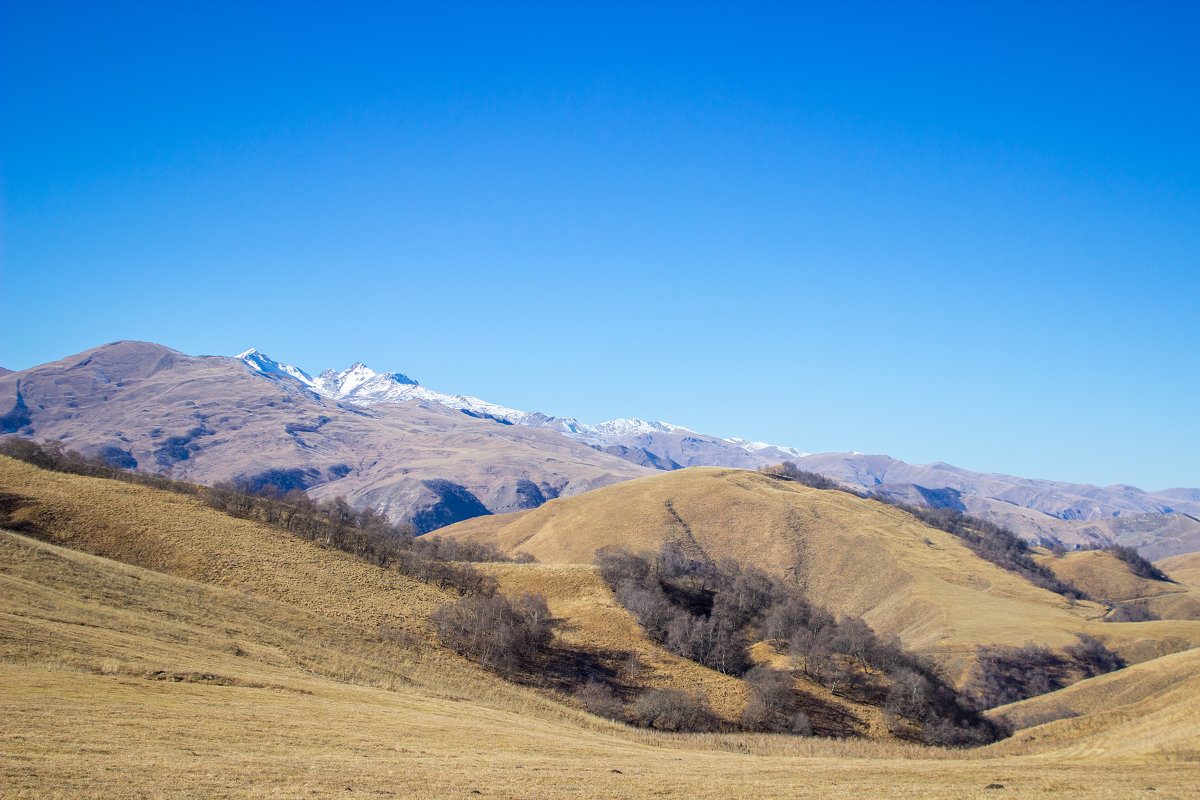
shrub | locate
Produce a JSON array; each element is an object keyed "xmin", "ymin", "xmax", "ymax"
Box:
[
  {"xmin": 575, "ymin": 679, "xmax": 625, "ymax": 720},
  {"xmin": 629, "ymin": 689, "xmax": 716, "ymax": 732},
  {"xmin": 963, "ymin": 644, "xmax": 1069, "ymax": 709},
  {"xmin": 1106, "ymin": 603, "xmax": 1159, "ymax": 622},
  {"xmin": 1064, "ymin": 634, "xmax": 1124, "ymax": 677},
  {"xmin": 742, "ymin": 666, "xmax": 802, "ymax": 733},
  {"xmin": 430, "ymin": 592, "xmax": 554, "ymax": 675}
]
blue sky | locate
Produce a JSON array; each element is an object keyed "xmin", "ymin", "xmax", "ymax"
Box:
[{"xmin": 2, "ymin": 1, "xmax": 1198, "ymax": 489}]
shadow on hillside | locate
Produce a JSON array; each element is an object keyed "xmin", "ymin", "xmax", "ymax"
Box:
[{"xmin": 0, "ymin": 491, "xmax": 48, "ymax": 539}]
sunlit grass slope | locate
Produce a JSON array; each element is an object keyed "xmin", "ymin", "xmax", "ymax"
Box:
[
  {"xmin": 1034, "ymin": 548, "xmax": 1200, "ymax": 621},
  {"xmin": 4, "ymin": 529, "xmax": 1199, "ymax": 799},
  {"xmin": 437, "ymin": 467, "xmax": 1200, "ymax": 677},
  {"xmin": 1159, "ymin": 550, "xmax": 1200, "ymax": 587},
  {"xmin": 987, "ymin": 647, "xmax": 1200, "ymax": 762}
]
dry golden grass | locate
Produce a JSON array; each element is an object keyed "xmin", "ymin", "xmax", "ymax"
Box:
[
  {"xmin": 437, "ymin": 467, "xmax": 1200, "ymax": 679},
  {"xmin": 986, "ymin": 647, "xmax": 1200, "ymax": 762},
  {"xmin": 1160, "ymin": 550, "xmax": 1200, "ymax": 587},
  {"xmin": 4, "ymin": 530, "xmax": 1200, "ymax": 799},
  {"xmin": 5, "ymin": 456, "xmax": 1200, "ymax": 798},
  {"xmin": 1033, "ymin": 549, "xmax": 1200, "ymax": 620}
]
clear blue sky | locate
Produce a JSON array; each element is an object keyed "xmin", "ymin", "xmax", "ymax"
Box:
[{"xmin": 2, "ymin": 1, "xmax": 1198, "ymax": 489}]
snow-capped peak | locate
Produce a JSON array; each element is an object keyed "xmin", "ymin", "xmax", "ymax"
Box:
[
  {"xmin": 725, "ymin": 438, "xmax": 809, "ymax": 459},
  {"xmin": 593, "ymin": 418, "xmax": 692, "ymax": 438},
  {"xmin": 314, "ymin": 361, "xmax": 419, "ymax": 400},
  {"xmin": 234, "ymin": 349, "xmax": 807, "ymax": 469},
  {"xmin": 237, "ymin": 349, "xmax": 317, "ymax": 390}
]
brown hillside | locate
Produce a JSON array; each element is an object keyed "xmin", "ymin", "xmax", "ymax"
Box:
[
  {"xmin": 988, "ymin": 647, "xmax": 1200, "ymax": 762},
  {"xmin": 0, "ymin": 455, "xmax": 908, "ymax": 736},
  {"xmin": 1034, "ymin": 549, "xmax": 1200, "ymax": 621},
  {"xmin": 5, "ymin": 531, "xmax": 1199, "ymax": 798},
  {"xmin": 5, "ymin": 460, "xmax": 1200, "ymax": 795},
  {"xmin": 436, "ymin": 467, "xmax": 1200, "ymax": 677},
  {"xmin": 1159, "ymin": 551, "xmax": 1200, "ymax": 586}
]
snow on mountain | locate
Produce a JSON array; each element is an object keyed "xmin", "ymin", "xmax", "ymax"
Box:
[
  {"xmin": 593, "ymin": 418, "xmax": 691, "ymax": 438},
  {"xmin": 314, "ymin": 362, "xmax": 418, "ymax": 400},
  {"xmin": 236, "ymin": 349, "xmax": 318, "ymax": 391},
  {"xmin": 726, "ymin": 438, "xmax": 809, "ymax": 459},
  {"xmin": 234, "ymin": 349, "xmax": 806, "ymax": 467}
]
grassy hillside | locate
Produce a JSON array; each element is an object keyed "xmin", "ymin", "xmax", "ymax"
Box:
[
  {"xmin": 4, "ymin": 457, "xmax": 1200, "ymax": 797},
  {"xmin": 987, "ymin": 647, "xmax": 1200, "ymax": 762},
  {"xmin": 1159, "ymin": 551, "xmax": 1200, "ymax": 586},
  {"xmin": 1035, "ymin": 549, "xmax": 1200, "ymax": 621},
  {"xmin": 436, "ymin": 467, "xmax": 1200, "ymax": 678},
  {"xmin": 5, "ymin": 530, "xmax": 1200, "ymax": 799}
]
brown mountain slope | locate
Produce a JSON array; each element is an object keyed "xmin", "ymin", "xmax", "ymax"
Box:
[
  {"xmin": 987, "ymin": 647, "xmax": 1200, "ymax": 762},
  {"xmin": 1034, "ymin": 549, "xmax": 1200, "ymax": 621},
  {"xmin": 436, "ymin": 467, "xmax": 1200, "ymax": 678},
  {"xmin": 0, "ymin": 341, "xmax": 652, "ymax": 527}
]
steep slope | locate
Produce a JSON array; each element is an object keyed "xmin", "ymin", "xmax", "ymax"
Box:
[
  {"xmin": 436, "ymin": 468, "xmax": 1200, "ymax": 678},
  {"xmin": 988, "ymin": 647, "xmax": 1200, "ymax": 762},
  {"xmin": 1034, "ymin": 549, "xmax": 1200, "ymax": 621},
  {"xmin": 0, "ymin": 341, "xmax": 652, "ymax": 526}
]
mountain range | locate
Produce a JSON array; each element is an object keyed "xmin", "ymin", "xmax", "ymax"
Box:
[{"xmin": 2, "ymin": 340, "xmax": 1198, "ymax": 556}]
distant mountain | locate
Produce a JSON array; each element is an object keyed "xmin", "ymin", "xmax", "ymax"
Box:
[
  {"xmin": 4, "ymin": 341, "xmax": 1198, "ymax": 554},
  {"xmin": 0, "ymin": 341, "xmax": 652, "ymax": 529},
  {"xmin": 236, "ymin": 349, "xmax": 809, "ymax": 470},
  {"xmin": 791, "ymin": 452, "xmax": 1200, "ymax": 556}
]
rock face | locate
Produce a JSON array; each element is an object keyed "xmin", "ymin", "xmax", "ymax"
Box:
[{"xmin": 0, "ymin": 341, "xmax": 653, "ymax": 528}]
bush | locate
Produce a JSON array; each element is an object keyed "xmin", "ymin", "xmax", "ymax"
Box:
[
  {"xmin": 430, "ymin": 592, "xmax": 554, "ymax": 675},
  {"xmin": 1106, "ymin": 603, "xmax": 1159, "ymax": 622},
  {"xmin": 575, "ymin": 680, "xmax": 625, "ymax": 720},
  {"xmin": 629, "ymin": 689, "xmax": 716, "ymax": 732},
  {"xmin": 1064, "ymin": 634, "xmax": 1124, "ymax": 677},
  {"xmin": 762, "ymin": 462, "xmax": 847, "ymax": 492},
  {"xmin": 963, "ymin": 644, "xmax": 1068, "ymax": 709},
  {"xmin": 742, "ymin": 666, "xmax": 805, "ymax": 733}
]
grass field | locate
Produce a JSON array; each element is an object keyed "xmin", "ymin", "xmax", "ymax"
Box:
[{"xmin": 3, "ymin": 457, "xmax": 1199, "ymax": 798}]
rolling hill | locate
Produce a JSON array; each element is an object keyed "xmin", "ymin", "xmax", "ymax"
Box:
[
  {"xmin": 987, "ymin": 647, "xmax": 1200, "ymax": 762},
  {"xmin": 3, "ymin": 455, "xmax": 1200, "ymax": 797},
  {"xmin": 1034, "ymin": 548, "xmax": 1200, "ymax": 621},
  {"xmin": 436, "ymin": 467, "xmax": 1200, "ymax": 678}
]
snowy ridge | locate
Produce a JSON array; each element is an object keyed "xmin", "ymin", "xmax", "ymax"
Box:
[
  {"xmin": 235, "ymin": 349, "xmax": 807, "ymax": 462},
  {"xmin": 237, "ymin": 349, "xmax": 318, "ymax": 391}
]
